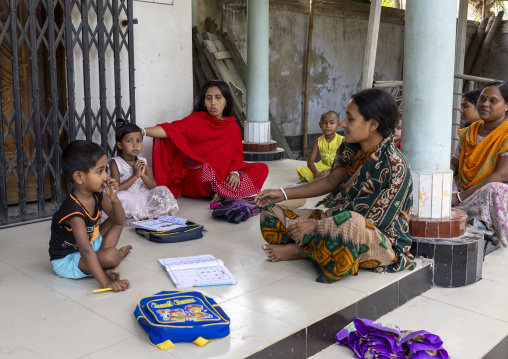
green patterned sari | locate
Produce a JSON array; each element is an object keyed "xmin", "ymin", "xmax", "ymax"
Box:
[{"xmin": 260, "ymin": 136, "xmax": 415, "ymax": 283}]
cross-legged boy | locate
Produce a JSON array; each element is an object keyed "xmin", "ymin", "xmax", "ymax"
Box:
[{"xmin": 49, "ymin": 140, "xmax": 131, "ymax": 292}]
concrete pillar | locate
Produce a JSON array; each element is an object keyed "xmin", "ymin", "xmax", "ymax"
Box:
[
  {"xmin": 403, "ymin": 0, "xmax": 457, "ymax": 219},
  {"xmin": 452, "ymin": 0, "xmax": 469, "ymax": 153},
  {"xmin": 245, "ymin": 0, "xmax": 270, "ymax": 143}
]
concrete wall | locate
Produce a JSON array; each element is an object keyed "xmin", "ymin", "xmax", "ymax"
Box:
[
  {"xmin": 195, "ymin": 1, "xmax": 508, "ymax": 153},
  {"xmin": 133, "ymin": 1, "xmax": 193, "ymax": 162},
  {"xmin": 73, "ymin": 1, "xmax": 192, "ymax": 164},
  {"xmin": 220, "ymin": 0, "xmax": 405, "ymax": 151},
  {"xmin": 477, "ymin": 21, "xmax": 508, "ymax": 81}
]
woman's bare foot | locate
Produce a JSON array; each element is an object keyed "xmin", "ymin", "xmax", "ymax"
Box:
[
  {"xmin": 262, "ymin": 244, "xmax": 307, "ymax": 262},
  {"xmin": 211, "ymin": 193, "xmax": 224, "ymax": 203},
  {"xmin": 119, "ymin": 245, "xmax": 132, "ymax": 259},
  {"xmin": 105, "ymin": 268, "xmax": 121, "ymax": 282}
]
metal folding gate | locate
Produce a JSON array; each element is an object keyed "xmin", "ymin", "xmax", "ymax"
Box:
[{"xmin": 0, "ymin": 0, "xmax": 136, "ymax": 228}]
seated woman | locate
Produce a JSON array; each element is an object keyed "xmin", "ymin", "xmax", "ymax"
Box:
[
  {"xmin": 451, "ymin": 80, "xmax": 508, "ymax": 247},
  {"xmin": 143, "ymin": 80, "xmax": 269, "ymax": 201},
  {"xmin": 459, "ymin": 88, "xmax": 482, "ymax": 129},
  {"xmin": 256, "ymin": 88, "xmax": 415, "ymax": 283}
]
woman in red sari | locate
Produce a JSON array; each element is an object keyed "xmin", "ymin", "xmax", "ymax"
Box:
[{"xmin": 142, "ymin": 80, "xmax": 269, "ymax": 201}]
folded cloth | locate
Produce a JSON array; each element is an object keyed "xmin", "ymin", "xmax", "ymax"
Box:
[
  {"xmin": 211, "ymin": 198, "xmax": 261, "ymax": 224},
  {"xmin": 336, "ymin": 318, "xmax": 449, "ymax": 359}
]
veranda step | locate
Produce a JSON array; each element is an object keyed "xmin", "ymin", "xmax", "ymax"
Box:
[{"xmin": 246, "ymin": 259, "xmax": 433, "ymax": 358}]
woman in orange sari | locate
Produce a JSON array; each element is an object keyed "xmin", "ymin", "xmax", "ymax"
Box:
[{"xmin": 451, "ymin": 81, "xmax": 508, "ymax": 246}]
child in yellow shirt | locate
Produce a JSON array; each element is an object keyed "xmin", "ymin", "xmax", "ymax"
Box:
[{"xmin": 297, "ymin": 111, "xmax": 343, "ymax": 181}]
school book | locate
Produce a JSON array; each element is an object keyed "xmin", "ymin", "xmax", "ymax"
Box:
[
  {"xmin": 131, "ymin": 215, "xmax": 207, "ymax": 232},
  {"xmin": 157, "ymin": 254, "xmax": 237, "ymax": 288}
]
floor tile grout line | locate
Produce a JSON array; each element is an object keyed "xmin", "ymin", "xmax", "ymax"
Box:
[{"xmin": 419, "ymin": 294, "xmax": 508, "ymax": 325}]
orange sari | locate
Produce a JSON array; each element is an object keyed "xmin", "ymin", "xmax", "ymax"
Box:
[{"xmin": 458, "ymin": 120, "xmax": 508, "ymax": 189}]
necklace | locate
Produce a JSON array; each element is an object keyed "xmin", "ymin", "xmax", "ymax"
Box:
[{"xmin": 481, "ymin": 118, "xmax": 506, "ymax": 135}]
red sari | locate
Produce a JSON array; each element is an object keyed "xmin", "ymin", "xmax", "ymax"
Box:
[{"xmin": 152, "ymin": 112, "xmax": 268, "ymax": 199}]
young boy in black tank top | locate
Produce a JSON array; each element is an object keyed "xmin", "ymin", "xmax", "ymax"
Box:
[{"xmin": 49, "ymin": 140, "xmax": 131, "ymax": 292}]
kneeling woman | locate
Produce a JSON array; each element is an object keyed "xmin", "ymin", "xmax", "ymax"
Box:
[{"xmin": 256, "ymin": 88, "xmax": 415, "ymax": 283}]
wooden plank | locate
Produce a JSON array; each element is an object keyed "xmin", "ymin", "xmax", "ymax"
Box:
[
  {"xmin": 360, "ymin": 0, "xmax": 382, "ymax": 89},
  {"xmin": 201, "ymin": 32, "xmax": 295, "ymax": 159},
  {"xmin": 470, "ymin": 11, "xmax": 504, "ymax": 77},
  {"xmin": 222, "ymin": 33, "xmax": 247, "ymax": 84},
  {"xmin": 212, "ymin": 51, "xmax": 232, "ymax": 60},
  {"xmin": 192, "ymin": 27, "xmax": 215, "ymax": 81}
]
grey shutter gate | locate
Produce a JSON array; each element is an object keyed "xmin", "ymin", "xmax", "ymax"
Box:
[{"xmin": 0, "ymin": 0, "xmax": 136, "ymax": 228}]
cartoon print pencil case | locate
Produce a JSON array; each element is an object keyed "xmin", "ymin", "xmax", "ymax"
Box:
[{"xmin": 134, "ymin": 291, "xmax": 230, "ymax": 349}]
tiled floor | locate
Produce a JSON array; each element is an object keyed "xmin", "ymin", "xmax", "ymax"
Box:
[
  {"xmin": 312, "ymin": 243, "xmax": 508, "ymax": 359},
  {"xmin": 0, "ymin": 159, "xmax": 502, "ymax": 359}
]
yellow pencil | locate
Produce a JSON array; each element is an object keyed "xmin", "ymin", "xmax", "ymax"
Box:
[{"xmin": 93, "ymin": 288, "xmax": 113, "ymax": 293}]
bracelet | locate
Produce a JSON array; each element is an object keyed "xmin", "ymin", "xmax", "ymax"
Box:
[
  {"xmin": 456, "ymin": 192, "xmax": 463, "ymax": 203},
  {"xmin": 134, "ymin": 175, "xmax": 140, "ymax": 179},
  {"xmin": 140, "ymin": 127, "xmax": 146, "ymax": 136},
  {"xmin": 230, "ymin": 171, "xmax": 239, "ymax": 177},
  {"xmin": 279, "ymin": 187, "xmax": 288, "ymax": 201}
]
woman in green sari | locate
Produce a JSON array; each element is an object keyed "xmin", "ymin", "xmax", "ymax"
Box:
[{"xmin": 256, "ymin": 88, "xmax": 415, "ymax": 283}]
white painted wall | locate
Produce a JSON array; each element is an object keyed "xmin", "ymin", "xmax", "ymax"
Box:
[
  {"xmin": 72, "ymin": 1, "xmax": 192, "ymax": 165},
  {"xmin": 133, "ymin": 0, "xmax": 193, "ymax": 164}
]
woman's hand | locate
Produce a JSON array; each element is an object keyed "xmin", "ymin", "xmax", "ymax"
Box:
[
  {"xmin": 287, "ymin": 221, "xmax": 317, "ymax": 246},
  {"xmin": 255, "ymin": 189, "xmax": 285, "ymax": 207},
  {"xmin": 227, "ymin": 172, "xmax": 241, "ymax": 188},
  {"xmin": 451, "ymin": 192, "xmax": 461, "ymax": 207}
]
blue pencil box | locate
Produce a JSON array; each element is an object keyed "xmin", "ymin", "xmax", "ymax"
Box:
[{"xmin": 134, "ymin": 291, "xmax": 230, "ymax": 349}]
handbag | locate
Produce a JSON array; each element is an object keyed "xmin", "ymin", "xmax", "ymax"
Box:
[
  {"xmin": 135, "ymin": 223, "xmax": 204, "ymax": 243},
  {"xmin": 134, "ymin": 291, "xmax": 230, "ymax": 349}
]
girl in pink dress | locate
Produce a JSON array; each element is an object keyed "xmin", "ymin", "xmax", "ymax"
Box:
[{"xmin": 109, "ymin": 120, "xmax": 178, "ymax": 224}]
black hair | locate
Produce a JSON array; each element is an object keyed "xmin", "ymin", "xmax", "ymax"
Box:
[
  {"xmin": 481, "ymin": 80, "xmax": 508, "ymax": 102},
  {"xmin": 115, "ymin": 118, "xmax": 142, "ymax": 143},
  {"xmin": 62, "ymin": 140, "xmax": 106, "ymax": 182},
  {"xmin": 350, "ymin": 88, "xmax": 399, "ymax": 138},
  {"xmin": 193, "ymin": 80, "xmax": 234, "ymax": 117},
  {"xmin": 481, "ymin": 80, "xmax": 508, "ymax": 119},
  {"xmin": 320, "ymin": 110, "xmax": 340, "ymax": 122},
  {"xmin": 462, "ymin": 89, "xmax": 482, "ymax": 108}
]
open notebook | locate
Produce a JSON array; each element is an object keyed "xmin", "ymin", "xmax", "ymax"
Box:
[
  {"xmin": 131, "ymin": 215, "xmax": 207, "ymax": 232},
  {"xmin": 157, "ymin": 254, "xmax": 237, "ymax": 288}
]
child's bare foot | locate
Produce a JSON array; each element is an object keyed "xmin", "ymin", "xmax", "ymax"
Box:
[
  {"xmin": 119, "ymin": 245, "xmax": 132, "ymax": 259},
  {"xmin": 105, "ymin": 269, "xmax": 121, "ymax": 281},
  {"xmin": 211, "ymin": 193, "xmax": 224, "ymax": 203},
  {"xmin": 262, "ymin": 244, "xmax": 307, "ymax": 262}
]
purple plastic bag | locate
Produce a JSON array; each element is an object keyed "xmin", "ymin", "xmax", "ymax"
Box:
[
  {"xmin": 336, "ymin": 318, "xmax": 449, "ymax": 359},
  {"xmin": 211, "ymin": 198, "xmax": 261, "ymax": 224}
]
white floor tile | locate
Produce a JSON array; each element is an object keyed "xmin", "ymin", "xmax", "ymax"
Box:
[
  {"xmin": 378, "ymin": 296, "xmax": 508, "ymax": 359},
  {"xmin": 0, "ymin": 300, "xmax": 134, "ymax": 358},
  {"xmin": 168, "ymin": 301, "xmax": 297, "ymax": 359},
  {"xmin": 0, "ymin": 270, "xmax": 66, "ymax": 320},
  {"xmin": 423, "ymin": 277, "xmax": 508, "ymax": 323},
  {"xmin": 310, "ymin": 344, "xmax": 353, "ymax": 359},
  {"xmin": 2, "ymin": 159, "xmax": 503, "ymax": 358},
  {"xmin": 81, "ymin": 335, "xmax": 181, "ymax": 358},
  {"xmin": 481, "ymin": 247, "xmax": 508, "ymax": 285},
  {"xmin": 230, "ymin": 273, "xmax": 364, "ymax": 327}
]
